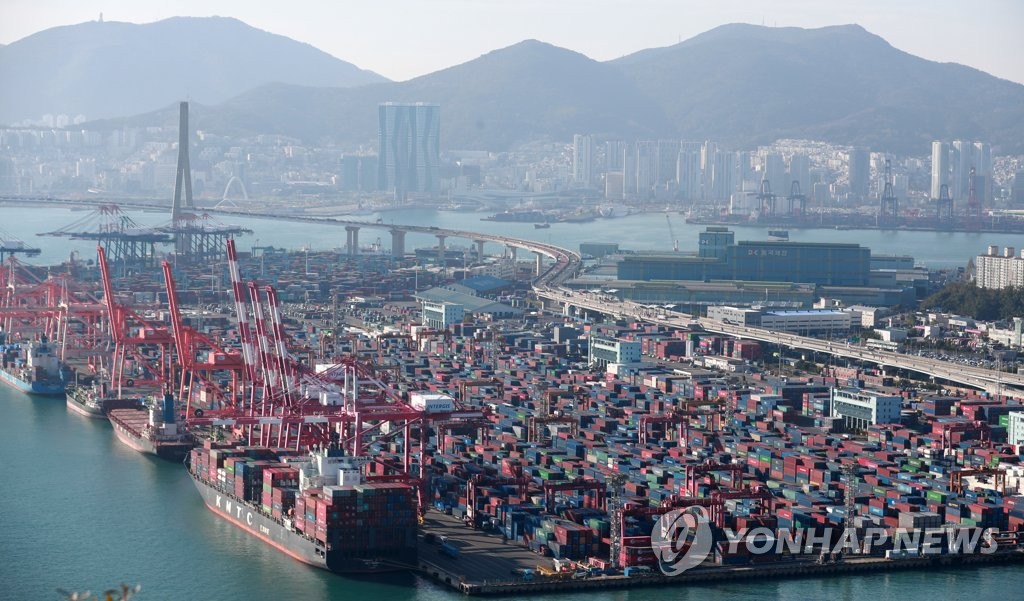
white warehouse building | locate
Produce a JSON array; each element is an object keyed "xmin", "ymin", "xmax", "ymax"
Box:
[
  {"xmin": 1008, "ymin": 411, "xmax": 1024, "ymax": 451},
  {"xmin": 759, "ymin": 309, "xmax": 852, "ymax": 336},
  {"xmin": 588, "ymin": 335, "xmax": 641, "ymax": 368},
  {"xmin": 831, "ymin": 388, "xmax": 903, "ymax": 430}
]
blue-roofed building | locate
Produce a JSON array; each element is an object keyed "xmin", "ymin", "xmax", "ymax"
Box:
[
  {"xmin": 618, "ymin": 238, "xmax": 871, "ymax": 287},
  {"xmin": 596, "ymin": 226, "xmax": 916, "ymax": 309},
  {"xmin": 414, "ymin": 287, "xmax": 522, "ymax": 328},
  {"xmin": 452, "ymin": 275, "xmax": 514, "ymax": 296}
]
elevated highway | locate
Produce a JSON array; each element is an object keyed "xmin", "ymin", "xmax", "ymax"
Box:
[
  {"xmin": 1, "ymin": 195, "xmax": 581, "ymax": 275},
  {"xmin": 693, "ymin": 319, "xmax": 1024, "ymax": 397},
  {"xmin": 534, "ymin": 285, "xmax": 1024, "ymax": 398},
  {"xmin": 9, "ymin": 194, "xmax": 1022, "ymax": 397}
]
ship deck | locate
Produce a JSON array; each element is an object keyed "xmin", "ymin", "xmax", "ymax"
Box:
[{"xmin": 108, "ymin": 408, "xmax": 149, "ymax": 435}]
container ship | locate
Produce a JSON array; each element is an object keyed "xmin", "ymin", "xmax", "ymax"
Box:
[
  {"xmin": 108, "ymin": 392, "xmax": 193, "ymax": 461},
  {"xmin": 0, "ymin": 337, "xmax": 69, "ymax": 396},
  {"xmin": 483, "ymin": 210, "xmax": 547, "ymax": 223},
  {"xmin": 65, "ymin": 382, "xmax": 143, "ymax": 419},
  {"xmin": 189, "ymin": 442, "xmax": 418, "ymax": 574}
]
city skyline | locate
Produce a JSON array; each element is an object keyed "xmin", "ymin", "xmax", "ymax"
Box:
[{"xmin": 2, "ymin": 0, "xmax": 1023, "ymax": 85}]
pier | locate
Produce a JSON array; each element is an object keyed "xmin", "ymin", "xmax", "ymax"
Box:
[{"xmin": 413, "ymin": 514, "xmax": 1024, "ymax": 596}]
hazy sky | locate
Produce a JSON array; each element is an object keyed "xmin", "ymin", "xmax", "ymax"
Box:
[{"xmin": 3, "ymin": 0, "xmax": 1023, "ymax": 85}]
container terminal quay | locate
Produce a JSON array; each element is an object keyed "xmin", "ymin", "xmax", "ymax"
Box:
[{"xmin": 5, "ymin": 210, "xmax": 1024, "ymax": 594}]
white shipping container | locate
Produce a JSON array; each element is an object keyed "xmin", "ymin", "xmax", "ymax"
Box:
[{"xmin": 410, "ymin": 392, "xmax": 455, "ymax": 413}]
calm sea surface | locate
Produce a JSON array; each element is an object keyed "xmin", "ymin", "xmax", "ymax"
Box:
[{"xmin": 4, "ymin": 205, "xmax": 1024, "ymax": 267}]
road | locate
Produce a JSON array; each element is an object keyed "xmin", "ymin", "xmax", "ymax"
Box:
[
  {"xmin": 531, "ymin": 289, "xmax": 1024, "ymax": 398},
  {"xmin": 11, "ymin": 194, "xmax": 1021, "ymax": 397},
  {"xmin": 418, "ymin": 510, "xmax": 547, "ymax": 586}
]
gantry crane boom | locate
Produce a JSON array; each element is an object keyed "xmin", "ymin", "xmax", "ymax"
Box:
[{"xmin": 666, "ymin": 213, "xmax": 679, "ymax": 252}]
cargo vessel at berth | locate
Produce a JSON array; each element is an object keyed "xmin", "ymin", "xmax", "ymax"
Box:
[
  {"xmin": 189, "ymin": 443, "xmax": 418, "ymax": 574},
  {"xmin": 108, "ymin": 392, "xmax": 193, "ymax": 461},
  {"xmin": 65, "ymin": 382, "xmax": 143, "ymax": 419},
  {"xmin": 0, "ymin": 337, "xmax": 69, "ymax": 396}
]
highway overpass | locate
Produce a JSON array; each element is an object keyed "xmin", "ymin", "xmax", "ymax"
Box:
[
  {"xmin": 10, "ymin": 194, "xmax": 1021, "ymax": 398},
  {"xmin": 532, "ymin": 287, "xmax": 1024, "ymax": 399}
]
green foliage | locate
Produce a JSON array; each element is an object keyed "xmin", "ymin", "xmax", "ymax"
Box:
[{"xmin": 920, "ymin": 282, "xmax": 1024, "ymax": 321}]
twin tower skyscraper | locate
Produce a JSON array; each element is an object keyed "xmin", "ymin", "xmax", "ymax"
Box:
[
  {"xmin": 930, "ymin": 139, "xmax": 992, "ymax": 202},
  {"xmin": 377, "ymin": 102, "xmax": 440, "ymax": 200}
]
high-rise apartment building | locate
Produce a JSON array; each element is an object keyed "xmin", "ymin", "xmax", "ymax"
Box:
[
  {"xmin": 975, "ymin": 246, "xmax": 1024, "ymax": 289},
  {"xmin": 634, "ymin": 141, "xmax": 657, "ymax": 198},
  {"xmin": 377, "ymin": 102, "xmax": 440, "ymax": 199},
  {"xmin": 676, "ymin": 143, "xmax": 702, "ymax": 201},
  {"xmin": 973, "ymin": 141, "xmax": 992, "ymax": 203},
  {"xmin": 605, "ymin": 140, "xmax": 625, "ymax": 171},
  {"xmin": 847, "ymin": 148, "xmax": 870, "ymax": 201},
  {"xmin": 656, "ymin": 140, "xmax": 681, "ymax": 187},
  {"xmin": 762, "ymin": 153, "xmax": 787, "ymax": 195},
  {"xmin": 1013, "ymin": 170, "xmax": 1024, "ymax": 205},
  {"xmin": 709, "ymin": 150, "xmax": 736, "ymax": 202},
  {"xmin": 788, "ymin": 154, "xmax": 810, "ymax": 197},
  {"xmin": 572, "ymin": 134, "xmax": 593, "ymax": 187},
  {"xmin": 931, "ymin": 140, "xmax": 949, "ymax": 199},
  {"xmin": 952, "ymin": 139, "xmax": 973, "ymax": 201}
]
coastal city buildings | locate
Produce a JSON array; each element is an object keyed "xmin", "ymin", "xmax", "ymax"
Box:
[
  {"xmin": 572, "ymin": 134, "xmax": 593, "ymax": 188},
  {"xmin": 974, "ymin": 245, "xmax": 1024, "ymax": 289},
  {"xmin": 932, "ymin": 140, "xmax": 950, "ymax": 199},
  {"xmin": 2, "ymin": 119, "xmax": 1021, "ymax": 214},
  {"xmin": 847, "ymin": 147, "xmax": 871, "ymax": 202}
]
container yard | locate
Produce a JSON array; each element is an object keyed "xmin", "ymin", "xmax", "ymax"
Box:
[{"xmin": 2, "ymin": 233, "xmax": 1024, "ymax": 596}]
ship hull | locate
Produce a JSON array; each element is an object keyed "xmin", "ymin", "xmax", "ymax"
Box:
[
  {"xmin": 0, "ymin": 367, "xmax": 66, "ymax": 396},
  {"xmin": 66, "ymin": 392, "xmax": 142, "ymax": 420},
  {"xmin": 109, "ymin": 410, "xmax": 192, "ymax": 462},
  {"xmin": 66, "ymin": 395, "xmax": 106, "ymax": 419},
  {"xmin": 192, "ymin": 475, "xmax": 416, "ymax": 574}
]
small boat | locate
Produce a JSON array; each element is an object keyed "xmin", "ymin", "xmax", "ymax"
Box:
[{"xmin": 534, "ymin": 222, "xmax": 551, "ymax": 229}]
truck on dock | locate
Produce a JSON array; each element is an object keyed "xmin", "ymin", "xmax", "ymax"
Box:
[
  {"xmin": 536, "ymin": 564, "xmax": 571, "ymax": 579},
  {"xmin": 439, "ymin": 542, "xmax": 460, "ymax": 559}
]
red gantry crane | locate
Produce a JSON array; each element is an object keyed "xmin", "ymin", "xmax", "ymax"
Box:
[
  {"xmin": 161, "ymin": 260, "xmax": 246, "ymax": 414},
  {"xmin": 177, "ymin": 239, "xmax": 488, "ymax": 518},
  {"xmin": 97, "ymin": 245, "xmax": 174, "ymax": 395}
]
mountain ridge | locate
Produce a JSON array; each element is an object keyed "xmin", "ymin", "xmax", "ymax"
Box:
[
  {"xmin": 7, "ymin": 19, "xmax": 1023, "ymax": 153},
  {"xmin": 0, "ymin": 16, "xmax": 387, "ymax": 123}
]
